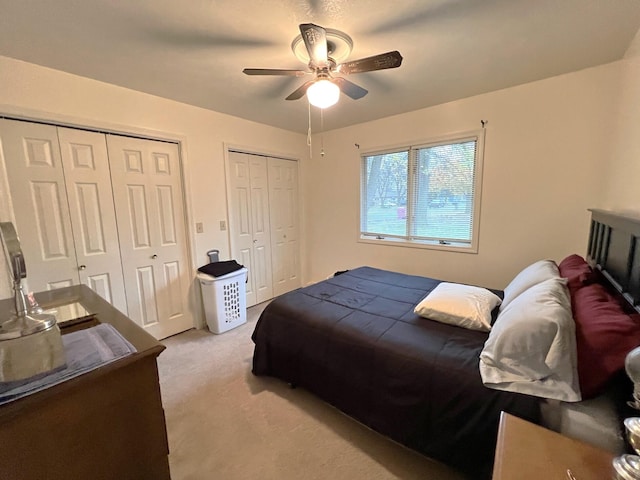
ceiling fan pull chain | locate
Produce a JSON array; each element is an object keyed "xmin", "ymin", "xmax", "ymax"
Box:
[
  {"xmin": 307, "ymin": 101, "xmax": 313, "ymax": 157},
  {"xmin": 320, "ymin": 109, "xmax": 325, "ymax": 157}
]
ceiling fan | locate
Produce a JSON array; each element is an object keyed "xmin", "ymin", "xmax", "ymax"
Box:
[{"xmin": 243, "ymin": 23, "xmax": 403, "ymax": 108}]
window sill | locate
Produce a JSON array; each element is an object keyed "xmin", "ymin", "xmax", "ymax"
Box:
[{"xmin": 358, "ymin": 235, "xmax": 478, "ymax": 254}]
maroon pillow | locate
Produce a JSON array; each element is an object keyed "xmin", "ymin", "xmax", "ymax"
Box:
[
  {"xmin": 573, "ymin": 282, "xmax": 640, "ymax": 398},
  {"xmin": 558, "ymin": 254, "xmax": 596, "ymax": 293}
]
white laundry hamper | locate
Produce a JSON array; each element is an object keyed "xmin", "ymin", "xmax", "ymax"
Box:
[{"xmin": 197, "ymin": 267, "xmax": 248, "ymax": 334}]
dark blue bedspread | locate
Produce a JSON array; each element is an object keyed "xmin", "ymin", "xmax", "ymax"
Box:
[{"xmin": 252, "ymin": 266, "xmax": 540, "ymax": 478}]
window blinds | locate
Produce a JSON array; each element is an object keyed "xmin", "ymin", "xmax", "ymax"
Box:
[{"xmin": 361, "ymin": 138, "xmax": 477, "ymax": 245}]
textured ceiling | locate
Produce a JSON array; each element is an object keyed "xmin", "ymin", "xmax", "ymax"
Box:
[{"xmin": 1, "ymin": 0, "xmax": 639, "ymax": 133}]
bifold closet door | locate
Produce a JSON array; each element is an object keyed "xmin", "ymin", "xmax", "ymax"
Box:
[
  {"xmin": 268, "ymin": 158, "xmax": 301, "ymax": 297},
  {"xmin": 0, "ymin": 120, "xmax": 128, "ymax": 312},
  {"xmin": 0, "ymin": 119, "xmax": 79, "ymax": 292},
  {"xmin": 107, "ymin": 134, "xmax": 192, "ymax": 339},
  {"xmin": 57, "ymin": 127, "xmax": 128, "ymax": 314},
  {"xmin": 227, "ymin": 151, "xmax": 274, "ymax": 307}
]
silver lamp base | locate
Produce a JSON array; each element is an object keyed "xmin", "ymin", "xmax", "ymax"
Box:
[
  {"xmin": 612, "ymin": 454, "xmax": 640, "ymax": 480},
  {"xmin": 0, "ymin": 313, "xmax": 65, "ymax": 383},
  {"xmin": 0, "ymin": 222, "xmax": 67, "ymax": 384}
]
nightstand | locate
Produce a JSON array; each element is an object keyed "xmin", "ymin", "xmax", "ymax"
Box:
[{"xmin": 492, "ymin": 411, "xmax": 615, "ymax": 480}]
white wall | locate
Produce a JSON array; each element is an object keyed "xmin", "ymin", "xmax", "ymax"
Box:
[
  {"xmin": 305, "ymin": 61, "xmax": 624, "ymax": 289},
  {"xmin": 1, "ymin": 52, "xmax": 635, "ymax": 304},
  {"xmin": 0, "ymin": 55, "xmax": 308, "ymax": 324},
  {"xmin": 603, "ymin": 54, "xmax": 640, "ymax": 212}
]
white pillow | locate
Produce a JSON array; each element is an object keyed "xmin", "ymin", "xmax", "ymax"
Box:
[
  {"xmin": 479, "ymin": 277, "xmax": 581, "ymax": 402},
  {"xmin": 500, "ymin": 259, "xmax": 560, "ymax": 311},
  {"xmin": 414, "ymin": 282, "xmax": 501, "ymax": 332}
]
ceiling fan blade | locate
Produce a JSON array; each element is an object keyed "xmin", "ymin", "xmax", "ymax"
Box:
[
  {"xmin": 244, "ymin": 68, "xmax": 307, "ymax": 77},
  {"xmin": 285, "ymin": 81, "xmax": 315, "ymax": 100},
  {"xmin": 338, "ymin": 51, "xmax": 403, "ymax": 75},
  {"xmin": 333, "ymin": 77, "xmax": 368, "ymax": 100},
  {"xmin": 299, "ymin": 23, "xmax": 328, "ymax": 67}
]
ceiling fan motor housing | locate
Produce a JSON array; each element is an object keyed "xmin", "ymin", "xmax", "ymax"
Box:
[{"xmin": 291, "ymin": 27, "xmax": 354, "ymax": 65}]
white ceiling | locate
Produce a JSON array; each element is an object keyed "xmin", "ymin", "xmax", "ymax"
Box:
[{"xmin": 1, "ymin": 0, "xmax": 640, "ymax": 133}]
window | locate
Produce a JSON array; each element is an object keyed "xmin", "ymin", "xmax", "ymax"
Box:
[{"xmin": 360, "ymin": 130, "xmax": 484, "ymax": 252}]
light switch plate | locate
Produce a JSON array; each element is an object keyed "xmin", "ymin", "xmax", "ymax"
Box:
[
  {"xmin": 195, "ymin": 222, "xmax": 204, "ymax": 233},
  {"xmin": 219, "ymin": 220, "xmax": 227, "ymax": 231}
]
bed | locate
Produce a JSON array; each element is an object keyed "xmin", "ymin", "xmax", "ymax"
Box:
[{"xmin": 251, "ymin": 209, "xmax": 640, "ymax": 478}]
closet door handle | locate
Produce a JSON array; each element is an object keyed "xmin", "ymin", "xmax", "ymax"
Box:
[
  {"xmin": 151, "ymin": 254, "xmax": 158, "ymax": 259},
  {"xmin": 78, "ymin": 265, "xmax": 86, "ymax": 271}
]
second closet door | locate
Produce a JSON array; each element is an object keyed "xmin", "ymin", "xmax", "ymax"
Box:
[
  {"xmin": 107, "ymin": 135, "xmax": 192, "ymax": 339},
  {"xmin": 227, "ymin": 152, "xmax": 301, "ymax": 307}
]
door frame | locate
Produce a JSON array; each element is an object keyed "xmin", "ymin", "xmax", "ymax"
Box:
[
  {"xmin": 0, "ymin": 104, "xmax": 200, "ymax": 328},
  {"xmin": 223, "ymin": 143, "xmax": 303, "ymax": 305}
]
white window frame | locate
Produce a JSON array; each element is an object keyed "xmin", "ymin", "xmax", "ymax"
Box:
[{"xmin": 359, "ymin": 129, "xmax": 485, "ymax": 253}]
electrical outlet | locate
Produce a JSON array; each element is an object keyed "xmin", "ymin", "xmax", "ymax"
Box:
[
  {"xmin": 219, "ymin": 220, "xmax": 227, "ymax": 231},
  {"xmin": 195, "ymin": 222, "xmax": 204, "ymax": 233}
]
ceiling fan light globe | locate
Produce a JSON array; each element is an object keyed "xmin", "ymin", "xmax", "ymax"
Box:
[{"xmin": 307, "ymin": 79, "xmax": 340, "ymax": 109}]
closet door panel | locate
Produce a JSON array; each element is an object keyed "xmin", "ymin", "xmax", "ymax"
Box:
[
  {"xmin": 254, "ymin": 244, "xmax": 271, "ymax": 296},
  {"xmin": 48, "ymin": 279, "xmax": 74, "ymax": 290},
  {"xmin": 227, "ymin": 152, "xmax": 275, "ymax": 307},
  {"xmin": 135, "ymin": 265, "xmax": 160, "ymax": 326},
  {"xmin": 149, "ymin": 146, "xmax": 188, "ymax": 331},
  {"xmin": 268, "ymin": 158, "xmax": 301, "ymax": 296},
  {"xmin": 0, "ymin": 119, "xmax": 79, "ymax": 292},
  {"xmin": 87, "ymin": 274, "xmax": 114, "ymax": 301},
  {"xmin": 31, "ymin": 181, "xmax": 68, "ymax": 258},
  {"xmin": 163, "ymin": 260, "xmax": 183, "ymax": 317},
  {"xmin": 236, "ymin": 189, "xmax": 256, "ymax": 305},
  {"xmin": 57, "ymin": 127, "xmax": 128, "ymax": 313},
  {"xmin": 107, "ymin": 135, "xmax": 191, "ymax": 339},
  {"xmin": 227, "ymin": 153, "xmax": 256, "ymax": 306},
  {"xmin": 127, "ymin": 184, "xmax": 152, "ymax": 248},
  {"xmin": 157, "ymin": 185, "xmax": 178, "ymax": 245},
  {"xmin": 249, "ymin": 156, "xmax": 273, "ymax": 304},
  {"xmin": 74, "ymin": 183, "xmax": 104, "ymax": 253}
]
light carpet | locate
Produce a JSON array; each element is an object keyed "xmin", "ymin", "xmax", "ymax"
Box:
[{"xmin": 157, "ymin": 302, "xmax": 467, "ymax": 480}]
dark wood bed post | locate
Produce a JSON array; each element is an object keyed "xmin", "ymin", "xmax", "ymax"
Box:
[{"xmin": 587, "ymin": 209, "xmax": 640, "ymax": 314}]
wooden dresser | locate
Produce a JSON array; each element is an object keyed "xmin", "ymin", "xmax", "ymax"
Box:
[
  {"xmin": 492, "ymin": 412, "xmax": 615, "ymax": 480},
  {"xmin": 0, "ymin": 285, "xmax": 171, "ymax": 480}
]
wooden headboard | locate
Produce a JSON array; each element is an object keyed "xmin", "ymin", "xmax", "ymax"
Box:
[{"xmin": 587, "ymin": 209, "xmax": 640, "ymax": 314}]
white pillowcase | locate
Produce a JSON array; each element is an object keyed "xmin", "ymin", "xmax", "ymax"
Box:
[
  {"xmin": 479, "ymin": 277, "xmax": 581, "ymax": 402},
  {"xmin": 414, "ymin": 282, "xmax": 502, "ymax": 332},
  {"xmin": 500, "ymin": 259, "xmax": 560, "ymax": 311}
]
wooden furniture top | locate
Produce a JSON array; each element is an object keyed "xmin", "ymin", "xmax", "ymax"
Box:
[
  {"xmin": 492, "ymin": 412, "xmax": 615, "ymax": 480},
  {"xmin": 0, "ymin": 284, "xmax": 165, "ymax": 417}
]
